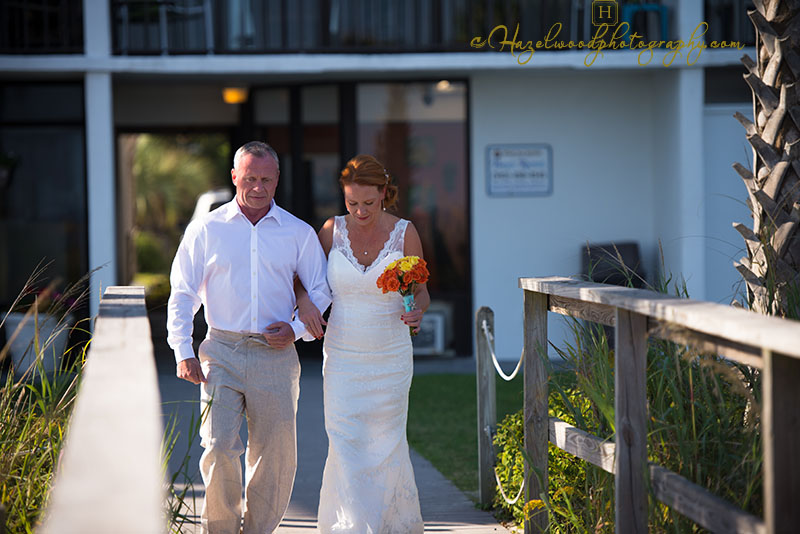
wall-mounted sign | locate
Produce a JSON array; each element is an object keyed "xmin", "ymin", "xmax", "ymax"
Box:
[{"xmin": 486, "ymin": 144, "xmax": 553, "ymax": 197}]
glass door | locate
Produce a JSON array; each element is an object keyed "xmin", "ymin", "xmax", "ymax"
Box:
[
  {"xmin": 357, "ymin": 81, "xmax": 470, "ymax": 355},
  {"xmin": 251, "ymin": 80, "xmax": 471, "ymax": 356}
]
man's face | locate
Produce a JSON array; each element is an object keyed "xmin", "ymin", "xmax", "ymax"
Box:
[{"xmin": 231, "ymin": 153, "xmax": 280, "ymax": 213}]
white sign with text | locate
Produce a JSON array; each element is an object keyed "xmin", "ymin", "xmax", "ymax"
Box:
[{"xmin": 487, "ymin": 144, "xmax": 553, "ymax": 196}]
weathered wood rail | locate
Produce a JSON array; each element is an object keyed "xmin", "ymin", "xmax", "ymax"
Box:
[
  {"xmin": 39, "ymin": 286, "xmax": 165, "ymax": 534},
  {"xmin": 477, "ymin": 276, "xmax": 800, "ymax": 534}
]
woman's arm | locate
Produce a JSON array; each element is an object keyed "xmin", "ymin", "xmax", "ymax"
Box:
[
  {"xmin": 402, "ymin": 222, "xmax": 430, "ymax": 333},
  {"xmin": 294, "ymin": 276, "xmax": 326, "ymax": 339},
  {"xmin": 318, "ymin": 217, "xmax": 334, "ymax": 257},
  {"xmin": 294, "ymin": 218, "xmax": 335, "ymax": 339}
]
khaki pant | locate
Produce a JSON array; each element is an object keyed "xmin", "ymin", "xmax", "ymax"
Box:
[{"xmin": 198, "ymin": 328, "xmax": 301, "ymax": 534}]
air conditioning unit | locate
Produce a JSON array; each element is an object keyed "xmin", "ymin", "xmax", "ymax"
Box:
[{"xmin": 412, "ymin": 300, "xmax": 453, "ymax": 357}]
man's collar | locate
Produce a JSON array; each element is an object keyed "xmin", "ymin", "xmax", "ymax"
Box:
[
  {"xmin": 221, "ymin": 200, "xmax": 239, "ymax": 222},
  {"xmin": 265, "ymin": 201, "xmax": 283, "ymax": 225},
  {"xmin": 223, "ymin": 199, "xmax": 282, "ymax": 225}
]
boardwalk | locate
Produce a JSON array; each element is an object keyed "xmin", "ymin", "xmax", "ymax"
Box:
[{"xmin": 158, "ymin": 354, "xmax": 513, "ymax": 533}]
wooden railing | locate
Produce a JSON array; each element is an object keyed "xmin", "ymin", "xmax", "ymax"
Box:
[
  {"xmin": 477, "ymin": 276, "xmax": 800, "ymax": 534},
  {"xmin": 38, "ymin": 286, "xmax": 165, "ymax": 534}
]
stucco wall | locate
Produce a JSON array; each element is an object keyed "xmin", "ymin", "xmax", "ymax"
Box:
[{"xmin": 471, "ymin": 69, "xmax": 666, "ymax": 361}]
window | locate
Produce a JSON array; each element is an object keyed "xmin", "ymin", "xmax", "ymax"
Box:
[{"xmin": 0, "ymin": 83, "xmax": 87, "ymax": 308}]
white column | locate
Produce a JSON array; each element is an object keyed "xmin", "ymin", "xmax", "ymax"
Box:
[
  {"xmin": 85, "ymin": 73, "xmax": 117, "ymax": 317},
  {"xmin": 674, "ymin": 0, "xmax": 704, "ymax": 41},
  {"xmin": 675, "ymin": 68, "xmax": 706, "ymax": 300},
  {"xmin": 84, "ymin": 0, "xmax": 116, "ymax": 316},
  {"xmin": 676, "ymin": 0, "xmax": 706, "ymax": 300},
  {"xmin": 652, "ymin": 1, "xmax": 707, "ymax": 299},
  {"xmin": 84, "ymin": 0, "xmax": 111, "ymax": 57}
]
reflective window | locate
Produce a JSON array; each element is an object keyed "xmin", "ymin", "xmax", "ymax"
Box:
[
  {"xmin": 253, "ymin": 88, "xmax": 292, "ymax": 206},
  {"xmin": 0, "ymin": 83, "xmax": 87, "ymax": 308},
  {"xmin": 0, "ymin": 0, "xmax": 83, "ymax": 54},
  {"xmin": 302, "ymin": 85, "xmax": 340, "ymax": 231},
  {"xmin": 357, "ymin": 81, "xmax": 469, "ymax": 353},
  {"xmin": 1, "ymin": 84, "xmax": 84, "ymax": 123}
]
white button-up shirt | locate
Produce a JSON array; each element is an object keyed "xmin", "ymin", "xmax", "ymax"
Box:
[{"xmin": 167, "ymin": 200, "xmax": 331, "ymax": 363}]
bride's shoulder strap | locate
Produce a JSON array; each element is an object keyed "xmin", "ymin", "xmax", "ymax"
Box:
[
  {"xmin": 387, "ymin": 217, "xmax": 409, "ymax": 253},
  {"xmin": 399, "ymin": 218, "xmax": 410, "ymax": 234},
  {"xmin": 331, "ymin": 215, "xmax": 346, "ymax": 249}
]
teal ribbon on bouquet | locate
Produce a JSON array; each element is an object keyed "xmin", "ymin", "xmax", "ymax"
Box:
[{"xmin": 402, "ymin": 294, "xmax": 418, "ymax": 336}]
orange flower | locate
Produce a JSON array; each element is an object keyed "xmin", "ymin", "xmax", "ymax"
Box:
[
  {"xmin": 385, "ymin": 276, "xmax": 400, "ymax": 292},
  {"xmin": 407, "ymin": 262, "xmax": 429, "ymax": 284},
  {"xmin": 377, "ymin": 256, "xmax": 428, "ymax": 296},
  {"xmin": 377, "ymin": 268, "xmax": 402, "ymax": 293},
  {"xmin": 376, "ymin": 255, "xmax": 430, "ymax": 336}
]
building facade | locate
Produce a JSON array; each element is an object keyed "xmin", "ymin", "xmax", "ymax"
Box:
[{"xmin": 0, "ymin": 0, "xmax": 755, "ymax": 358}]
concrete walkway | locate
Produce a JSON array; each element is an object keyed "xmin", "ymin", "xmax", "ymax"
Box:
[{"xmin": 157, "ymin": 347, "xmax": 511, "ymax": 533}]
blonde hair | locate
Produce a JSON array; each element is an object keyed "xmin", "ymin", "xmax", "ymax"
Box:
[{"xmin": 339, "ymin": 154, "xmax": 399, "ymax": 210}]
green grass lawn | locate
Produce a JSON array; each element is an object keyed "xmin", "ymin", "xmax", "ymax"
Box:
[{"xmin": 407, "ymin": 373, "xmax": 524, "ymax": 497}]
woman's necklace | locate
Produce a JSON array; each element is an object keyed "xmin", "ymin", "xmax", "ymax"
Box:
[
  {"xmin": 352, "ymin": 215, "xmax": 384, "ymax": 256},
  {"xmin": 357, "ymin": 228, "xmax": 378, "ymax": 255}
]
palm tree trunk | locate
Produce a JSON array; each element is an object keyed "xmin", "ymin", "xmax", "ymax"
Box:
[{"xmin": 733, "ymin": 0, "xmax": 800, "ymax": 318}]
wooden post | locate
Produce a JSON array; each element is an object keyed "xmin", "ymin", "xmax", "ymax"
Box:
[
  {"xmin": 762, "ymin": 349, "xmax": 800, "ymax": 534},
  {"xmin": 476, "ymin": 306, "xmax": 497, "ymax": 507},
  {"xmin": 614, "ymin": 309, "xmax": 648, "ymax": 534},
  {"xmin": 523, "ymin": 291, "xmax": 548, "ymax": 533}
]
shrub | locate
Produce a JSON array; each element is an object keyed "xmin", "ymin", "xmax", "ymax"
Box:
[
  {"xmin": 493, "ymin": 311, "xmax": 762, "ymax": 531},
  {"xmin": 132, "ymin": 272, "xmax": 172, "ymax": 310},
  {"xmin": 135, "ymin": 230, "xmax": 174, "ymax": 274},
  {"xmin": 493, "ymin": 369, "xmax": 613, "ymax": 531}
]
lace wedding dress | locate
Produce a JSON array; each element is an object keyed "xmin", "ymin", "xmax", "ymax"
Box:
[{"xmin": 317, "ymin": 215, "xmax": 424, "ymax": 534}]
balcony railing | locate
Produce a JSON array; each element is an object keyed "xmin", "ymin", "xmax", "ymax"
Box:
[
  {"xmin": 0, "ymin": 0, "xmax": 756, "ymax": 56},
  {"xmin": 705, "ymin": 0, "xmax": 756, "ymax": 47},
  {"xmin": 109, "ymin": 0, "xmax": 756, "ymax": 56},
  {"xmin": 0, "ymin": 0, "xmax": 84, "ymax": 54}
]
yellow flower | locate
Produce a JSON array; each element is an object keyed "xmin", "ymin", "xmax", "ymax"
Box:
[
  {"xmin": 389, "ymin": 256, "xmax": 420, "ymax": 273},
  {"xmin": 522, "ymin": 499, "xmax": 546, "ymax": 520}
]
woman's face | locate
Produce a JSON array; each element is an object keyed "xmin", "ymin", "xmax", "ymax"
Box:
[{"xmin": 343, "ymin": 182, "xmax": 385, "ymax": 226}]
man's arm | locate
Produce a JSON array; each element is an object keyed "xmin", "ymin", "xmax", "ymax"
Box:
[
  {"xmin": 289, "ymin": 226, "xmax": 332, "ymax": 340},
  {"xmin": 167, "ymin": 222, "xmax": 206, "ymax": 383}
]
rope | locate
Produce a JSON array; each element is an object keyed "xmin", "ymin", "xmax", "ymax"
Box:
[
  {"xmin": 480, "ymin": 316, "xmax": 525, "ymax": 504},
  {"xmin": 493, "ymin": 466, "xmax": 525, "ymax": 505},
  {"xmin": 481, "ymin": 319, "xmax": 523, "ymax": 381}
]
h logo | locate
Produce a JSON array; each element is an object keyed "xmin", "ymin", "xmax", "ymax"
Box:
[{"xmin": 592, "ymin": 0, "xmax": 618, "ymax": 26}]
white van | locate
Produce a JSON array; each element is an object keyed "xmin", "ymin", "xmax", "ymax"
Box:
[{"xmin": 190, "ymin": 188, "xmax": 233, "ymax": 221}]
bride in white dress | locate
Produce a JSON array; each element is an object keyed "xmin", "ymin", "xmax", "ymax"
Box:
[{"xmin": 297, "ymin": 155, "xmax": 428, "ymax": 533}]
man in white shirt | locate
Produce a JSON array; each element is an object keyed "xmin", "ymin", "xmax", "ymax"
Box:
[{"xmin": 167, "ymin": 141, "xmax": 331, "ymax": 534}]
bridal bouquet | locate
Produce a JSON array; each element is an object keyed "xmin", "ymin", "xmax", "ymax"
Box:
[{"xmin": 376, "ymin": 256, "xmax": 429, "ymax": 336}]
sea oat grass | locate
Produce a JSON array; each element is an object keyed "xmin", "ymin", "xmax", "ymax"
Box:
[
  {"xmin": 0, "ymin": 331, "xmax": 87, "ymax": 533},
  {"xmin": 162, "ymin": 398, "xmax": 210, "ymax": 533},
  {"xmin": 0, "ymin": 267, "xmax": 91, "ymax": 533}
]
